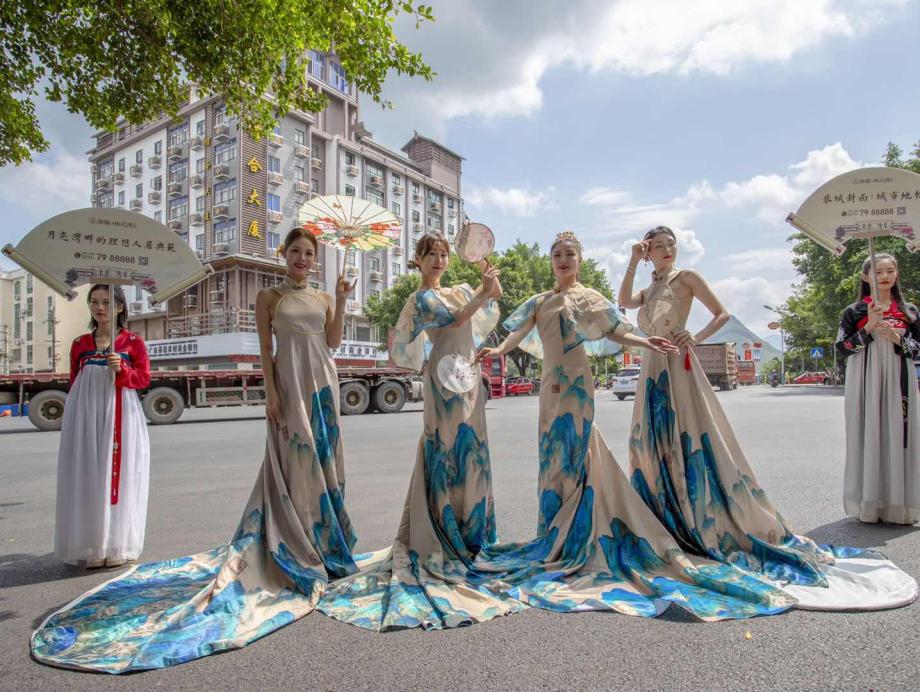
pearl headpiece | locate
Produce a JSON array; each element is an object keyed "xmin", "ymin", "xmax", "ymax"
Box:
[{"xmin": 551, "ymin": 230, "xmax": 583, "ymax": 256}]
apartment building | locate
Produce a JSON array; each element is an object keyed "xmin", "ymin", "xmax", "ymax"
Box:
[
  {"xmin": 88, "ymin": 51, "xmax": 463, "ymax": 369},
  {"xmin": 0, "ymin": 269, "xmax": 89, "ymax": 374}
]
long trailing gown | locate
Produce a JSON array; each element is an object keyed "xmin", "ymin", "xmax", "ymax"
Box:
[
  {"xmin": 54, "ymin": 330, "xmax": 151, "ymax": 564},
  {"xmin": 470, "ymin": 284, "xmax": 797, "ymax": 620},
  {"xmin": 319, "ymin": 284, "xmax": 525, "ymax": 630},
  {"xmin": 628, "ymin": 269, "xmax": 918, "ymax": 610},
  {"xmin": 837, "ymin": 296, "xmax": 920, "ymax": 524},
  {"xmin": 32, "ymin": 277, "xmax": 362, "ymax": 673}
]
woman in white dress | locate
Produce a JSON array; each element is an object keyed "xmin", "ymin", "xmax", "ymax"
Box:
[
  {"xmin": 837, "ymin": 252, "xmax": 920, "ymax": 524},
  {"xmin": 54, "ymin": 285, "xmax": 151, "ymax": 568}
]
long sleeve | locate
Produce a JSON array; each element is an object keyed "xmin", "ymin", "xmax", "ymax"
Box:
[
  {"xmin": 835, "ymin": 304, "xmax": 873, "ymax": 359},
  {"xmin": 897, "ymin": 306, "xmax": 920, "ymax": 359},
  {"xmin": 116, "ymin": 335, "xmax": 151, "ymax": 390},
  {"xmin": 68, "ymin": 338, "xmax": 83, "ymax": 387}
]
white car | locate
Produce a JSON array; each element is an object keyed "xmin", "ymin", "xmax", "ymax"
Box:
[{"xmin": 613, "ymin": 367, "xmax": 641, "ymax": 400}]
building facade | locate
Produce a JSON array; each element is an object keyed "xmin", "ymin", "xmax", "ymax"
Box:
[
  {"xmin": 0, "ymin": 269, "xmax": 89, "ymax": 374},
  {"xmin": 88, "ymin": 51, "xmax": 463, "ymax": 369}
]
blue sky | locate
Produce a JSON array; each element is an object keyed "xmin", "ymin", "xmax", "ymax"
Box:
[{"xmin": 2, "ymin": 0, "xmax": 919, "ymax": 345}]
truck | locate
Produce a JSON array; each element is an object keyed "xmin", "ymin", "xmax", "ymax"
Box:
[
  {"xmin": 690, "ymin": 342, "xmax": 738, "ymax": 391},
  {"xmin": 0, "ymin": 366, "xmax": 423, "ymax": 431},
  {"xmin": 736, "ymin": 360, "xmax": 756, "ymax": 386}
]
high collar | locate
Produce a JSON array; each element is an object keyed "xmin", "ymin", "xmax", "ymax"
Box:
[
  {"xmin": 553, "ymin": 281, "xmax": 583, "ymax": 294},
  {"xmin": 283, "ymin": 275, "xmax": 308, "ymax": 290},
  {"xmin": 651, "ymin": 266, "xmax": 680, "ymax": 284}
]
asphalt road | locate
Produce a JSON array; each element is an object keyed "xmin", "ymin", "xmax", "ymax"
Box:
[{"xmin": 1, "ymin": 385, "xmax": 919, "ymax": 691}]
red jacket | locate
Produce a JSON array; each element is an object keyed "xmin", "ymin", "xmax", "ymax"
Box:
[{"xmin": 69, "ymin": 330, "xmax": 151, "ymax": 390}]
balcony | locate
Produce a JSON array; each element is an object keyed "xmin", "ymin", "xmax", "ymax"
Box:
[
  {"xmin": 368, "ymin": 175, "xmax": 383, "ymax": 188},
  {"xmin": 392, "ymin": 184, "xmax": 405, "ymax": 195},
  {"xmin": 429, "ymin": 200, "xmax": 442, "ymax": 213},
  {"xmin": 413, "ymin": 222, "xmax": 423, "ymax": 233},
  {"xmin": 183, "ymin": 295, "xmax": 198, "ymax": 308},
  {"xmin": 113, "ymin": 172, "xmax": 125, "ymax": 184},
  {"xmin": 129, "ymin": 198, "xmax": 143, "ymax": 211},
  {"xmin": 392, "ymin": 245, "xmax": 403, "ymax": 256},
  {"xmin": 267, "ymin": 172, "xmax": 283, "ymax": 186},
  {"xmin": 130, "ymin": 164, "xmax": 143, "ymax": 178},
  {"xmin": 294, "ymin": 145, "xmax": 310, "ymax": 158},
  {"xmin": 269, "ymin": 132, "xmax": 283, "ymax": 147},
  {"xmin": 212, "ymin": 204, "xmax": 230, "ymax": 220},
  {"xmin": 345, "ymin": 164, "xmax": 359, "ymax": 177},
  {"xmin": 213, "ymin": 163, "xmax": 230, "ymax": 180},
  {"xmin": 190, "ymin": 135, "xmax": 204, "ymax": 151},
  {"xmin": 166, "ymin": 309, "xmax": 257, "ymax": 338},
  {"xmin": 190, "ymin": 212, "xmax": 203, "ymax": 225},
  {"xmin": 293, "ymin": 180, "xmax": 310, "ymax": 195},
  {"xmin": 345, "ymin": 300, "xmax": 360, "ymax": 313},
  {"xmin": 213, "ymin": 123, "xmax": 230, "ymax": 142},
  {"xmin": 412, "ymin": 192, "xmax": 423, "ymax": 203},
  {"xmin": 268, "ymin": 210, "xmax": 284, "ymax": 224},
  {"xmin": 213, "ymin": 242, "xmax": 230, "ymax": 256},
  {"xmin": 369, "ymin": 271, "xmax": 384, "ymax": 282},
  {"xmin": 148, "ymin": 191, "xmax": 161, "ymax": 204},
  {"xmin": 168, "ymin": 181, "xmax": 185, "ymax": 196},
  {"xmin": 167, "ymin": 219, "xmax": 183, "ymax": 232},
  {"xmin": 129, "ymin": 302, "xmax": 143, "ymax": 312},
  {"xmin": 168, "ymin": 144, "xmax": 187, "ymax": 161},
  {"xmin": 189, "ymin": 174, "xmax": 203, "ymax": 189},
  {"xmin": 95, "ymin": 177, "xmax": 112, "ymax": 192},
  {"xmin": 148, "ymin": 155, "xmax": 162, "ymax": 169},
  {"xmin": 344, "ymin": 265, "xmax": 359, "ymax": 277}
]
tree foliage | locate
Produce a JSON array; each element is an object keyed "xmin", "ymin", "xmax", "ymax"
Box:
[
  {"xmin": 0, "ymin": 1, "xmax": 435, "ymax": 165},
  {"xmin": 781, "ymin": 140, "xmax": 920, "ymax": 371},
  {"xmin": 364, "ymin": 238, "xmax": 614, "ymax": 375}
]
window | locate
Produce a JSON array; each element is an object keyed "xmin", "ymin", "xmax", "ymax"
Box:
[
  {"xmin": 448, "ymin": 223, "xmax": 455, "ymax": 234},
  {"xmin": 268, "ymin": 155, "xmax": 281, "ymax": 173},
  {"xmin": 195, "ymin": 234, "xmax": 204, "ymax": 250},
  {"xmin": 47, "ymin": 296, "xmax": 52, "ymax": 311},
  {"xmin": 344, "ymin": 184, "xmax": 355, "ymax": 196},
  {"xmin": 169, "ymin": 161, "xmax": 188, "ymax": 183},
  {"xmin": 168, "ymin": 195, "xmax": 188, "ymax": 220},
  {"xmin": 214, "ymin": 219, "xmax": 236, "ymax": 242},
  {"xmin": 391, "ymin": 201, "xmax": 401, "ymax": 215},
  {"xmin": 393, "ymin": 173, "xmax": 402, "ymax": 186},
  {"xmin": 429, "ymin": 215, "xmax": 441, "ymax": 230},
  {"xmin": 268, "ymin": 231, "xmax": 280, "ymax": 251},
  {"xmin": 355, "ymin": 325, "xmax": 371, "ymax": 342},
  {"xmin": 294, "ymin": 129, "xmax": 306, "ymax": 145},
  {"xmin": 48, "ymin": 345, "xmax": 53, "ymax": 359},
  {"xmin": 135, "ymin": 149, "xmax": 143, "ymax": 164},
  {"xmin": 367, "ymin": 189, "xmax": 384, "ymax": 207},
  {"xmin": 118, "ymin": 191, "xmax": 125, "ymax": 206},
  {"xmin": 447, "ymin": 197, "xmax": 455, "ymax": 209},
  {"xmin": 411, "ymin": 209, "xmax": 420, "ymax": 222},
  {"xmin": 27, "ymin": 345, "xmax": 32, "ymax": 365},
  {"xmin": 135, "ymin": 183, "xmax": 143, "ymax": 198},
  {"xmin": 368, "ymin": 256, "xmax": 380, "ymax": 271},
  {"xmin": 169, "ymin": 125, "xmax": 189, "ymax": 146},
  {"xmin": 135, "ymin": 286, "xmax": 143, "ymax": 301},
  {"xmin": 98, "ymin": 192, "xmax": 113, "ymax": 208},
  {"xmin": 346, "ymin": 251, "xmax": 356, "ymax": 266},
  {"xmin": 118, "ymin": 158, "xmax": 125, "ymax": 172},
  {"xmin": 214, "ymin": 180, "xmax": 237, "ymax": 203},
  {"xmin": 26, "ymin": 297, "xmax": 32, "ymax": 316},
  {"xmin": 427, "ymin": 189, "xmax": 440, "ymax": 203},
  {"xmin": 214, "ymin": 106, "xmax": 228, "ymax": 125},
  {"xmin": 154, "ymin": 140, "xmax": 162, "ymax": 155},
  {"xmin": 98, "ymin": 159, "xmax": 113, "ymax": 178},
  {"xmin": 215, "ymin": 139, "xmax": 237, "ymax": 164},
  {"xmin": 412, "ymin": 181, "xmax": 420, "ymax": 194},
  {"xmin": 14, "ymin": 280, "xmax": 21, "ymax": 298},
  {"xmin": 26, "ymin": 275, "xmax": 32, "ymax": 293},
  {"xmin": 345, "ymin": 151, "xmax": 355, "ymax": 166},
  {"xmin": 13, "ymin": 305, "xmax": 20, "ymax": 338},
  {"xmin": 311, "ymin": 143, "xmax": 320, "ymax": 158},
  {"xmin": 267, "ymin": 193, "xmax": 281, "ymax": 212},
  {"xmin": 154, "ymin": 210, "xmax": 162, "ymax": 223},
  {"xmin": 196, "ymin": 120, "xmax": 205, "ymax": 136},
  {"xmin": 330, "ymin": 62, "xmax": 348, "ymax": 92},
  {"xmin": 273, "ymin": 124, "xmax": 281, "ymax": 135},
  {"xmin": 309, "ymin": 50, "xmax": 325, "ymax": 79},
  {"xmin": 311, "ymin": 178, "xmax": 319, "ymax": 193},
  {"xmin": 196, "ymin": 158, "xmax": 205, "ymax": 174},
  {"xmin": 392, "ymin": 263, "xmax": 401, "ymax": 276},
  {"xmin": 367, "ymin": 162, "xmax": 383, "ymax": 179},
  {"xmin": 196, "ymin": 195, "xmax": 205, "ymax": 212},
  {"xmin": 151, "ymin": 175, "xmax": 162, "ymax": 191},
  {"xmin": 26, "ymin": 322, "xmax": 33, "ymax": 342},
  {"xmin": 293, "ymin": 165, "xmax": 305, "ymax": 182}
]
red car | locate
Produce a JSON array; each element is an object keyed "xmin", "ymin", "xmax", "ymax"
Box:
[
  {"xmin": 793, "ymin": 371, "xmax": 831, "ymax": 385},
  {"xmin": 505, "ymin": 377, "xmax": 536, "ymax": 396}
]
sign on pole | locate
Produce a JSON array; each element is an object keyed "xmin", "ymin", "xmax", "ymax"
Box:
[{"xmin": 810, "ymin": 347, "xmax": 824, "ymax": 359}]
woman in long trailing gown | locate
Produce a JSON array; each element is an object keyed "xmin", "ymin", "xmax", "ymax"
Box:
[
  {"xmin": 55, "ymin": 285, "xmax": 151, "ymax": 569},
  {"xmin": 470, "ymin": 231, "xmax": 797, "ymax": 621},
  {"xmin": 837, "ymin": 253, "xmax": 920, "ymax": 525},
  {"xmin": 32, "ymin": 228, "xmax": 364, "ymax": 673},
  {"xmin": 319, "ymin": 234, "xmax": 525, "ymax": 630},
  {"xmin": 619, "ymin": 226, "xmax": 917, "ymax": 610}
]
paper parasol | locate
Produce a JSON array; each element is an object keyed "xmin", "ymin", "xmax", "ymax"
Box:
[
  {"xmin": 299, "ymin": 194, "xmax": 401, "ymax": 253},
  {"xmin": 786, "ymin": 166, "xmax": 920, "ymax": 295}
]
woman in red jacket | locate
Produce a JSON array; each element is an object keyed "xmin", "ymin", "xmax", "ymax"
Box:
[{"xmin": 54, "ymin": 285, "xmax": 151, "ymax": 568}]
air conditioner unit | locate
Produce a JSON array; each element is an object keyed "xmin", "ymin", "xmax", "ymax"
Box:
[
  {"xmin": 392, "ymin": 184, "xmax": 405, "ymax": 195},
  {"xmin": 213, "ymin": 164, "xmax": 230, "ymax": 180},
  {"xmin": 269, "ymin": 133, "xmax": 283, "ymax": 147},
  {"xmin": 212, "ymin": 204, "xmax": 230, "ymax": 220},
  {"xmin": 167, "ymin": 181, "xmax": 183, "ymax": 197},
  {"xmin": 413, "ymin": 222, "xmax": 423, "ymax": 233},
  {"xmin": 392, "ymin": 245, "xmax": 403, "ymax": 256},
  {"xmin": 190, "ymin": 212, "xmax": 203, "ymax": 225},
  {"xmin": 294, "ymin": 145, "xmax": 310, "ymax": 158},
  {"xmin": 190, "ymin": 136, "xmax": 204, "ymax": 151},
  {"xmin": 130, "ymin": 164, "xmax": 143, "ymax": 178},
  {"xmin": 267, "ymin": 172, "xmax": 283, "ymax": 186},
  {"xmin": 311, "ymin": 157, "xmax": 323, "ymax": 169},
  {"xmin": 95, "ymin": 177, "xmax": 112, "ymax": 192},
  {"xmin": 129, "ymin": 302, "xmax": 143, "ymax": 312},
  {"xmin": 294, "ymin": 180, "xmax": 310, "ymax": 195},
  {"xmin": 129, "ymin": 198, "xmax": 143, "ymax": 211},
  {"xmin": 345, "ymin": 164, "xmax": 359, "ymax": 177},
  {"xmin": 429, "ymin": 201, "xmax": 442, "ymax": 213},
  {"xmin": 148, "ymin": 155, "xmax": 162, "ymax": 169},
  {"xmin": 368, "ymin": 175, "xmax": 383, "ymax": 187},
  {"xmin": 268, "ymin": 211, "xmax": 283, "ymax": 224},
  {"xmin": 213, "ymin": 123, "xmax": 230, "ymax": 142},
  {"xmin": 112, "ymin": 172, "xmax": 125, "ymax": 184},
  {"xmin": 345, "ymin": 300, "xmax": 360, "ymax": 313},
  {"xmin": 189, "ymin": 174, "xmax": 203, "ymax": 188},
  {"xmin": 448, "ymin": 208, "xmax": 457, "ymax": 218},
  {"xmin": 213, "ymin": 243, "xmax": 229, "ymax": 256},
  {"xmin": 167, "ymin": 219, "xmax": 183, "ymax": 231},
  {"xmin": 344, "ymin": 266, "xmax": 359, "ymax": 277},
  {"xmin": 369, "ymin": 271, "xmax": 384, "ymax": 282},
  {"xmin": 148, "ymin": 191, "xmax": 161, "ymax": 204},
  {"xmin": 412, "ymin": 192, "xmax": 423, "ymax": 203}
]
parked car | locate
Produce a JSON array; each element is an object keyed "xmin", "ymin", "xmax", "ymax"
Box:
[
  {"xmin": 792, "ymin": 371, "xmax": 831, "ymax": 385},
  {"xmin": 505, "ymin": 377, "xmax": 536, "ymax": 396},
  {"xmin": 613, "ymin": 367, "xmax": 642, "ymax": 400}
]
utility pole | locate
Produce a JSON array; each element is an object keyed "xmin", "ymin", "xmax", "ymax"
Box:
[{"xmin": 45, "ymin": 302, "xmax": 61, "ymax": 371}]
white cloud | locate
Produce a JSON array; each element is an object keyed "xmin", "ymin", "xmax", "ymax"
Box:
[
  {"xmin": 723, "ymin": 247, "xmax": 794, "ymax": 272},
  {"xmin": 0, "ymin": 152, "xmax": 89, "ymax": 222},
  {"xmin": 364, "ymin": 0, "xmax": 907, "ymax": 145},
  {"xmin": 464, "ymin": 185, "xmax": 557, "ymax": 217},
  {"xmin": 706, "ymin": 275, "xmax": 797, "ymax": 337}
]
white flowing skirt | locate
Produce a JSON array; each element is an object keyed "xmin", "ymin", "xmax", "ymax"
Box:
[
  {"xmin": 844, "ymin": 340, "xmax": 920, "ymax": 524},
  {"xmin": 53, "ymin": 364, "xmax": 150, "ymax": 563}
]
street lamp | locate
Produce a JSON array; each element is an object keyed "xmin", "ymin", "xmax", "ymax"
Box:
[{"xmin": 764, "ymin": 304, "xmax": 785, "ymax": 384}]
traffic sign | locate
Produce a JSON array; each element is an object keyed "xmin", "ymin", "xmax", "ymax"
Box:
[
  {"xmin": 810, "ymin": 347, "xmax": 824, "ymax": 359},
  {"xmin": 768, "ymin": 321, "xmax": 780, "ymax": 330}
]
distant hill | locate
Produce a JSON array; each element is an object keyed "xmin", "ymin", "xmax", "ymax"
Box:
[{"xmin": 705, "ymin": 315, "xmax": 782, "ymax": 370}]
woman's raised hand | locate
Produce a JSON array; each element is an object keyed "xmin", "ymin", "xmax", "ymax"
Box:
[
  {"xmin": 475, "ymin": 346, "xmax": 501, "ymax": 364},
  {"xmin": 645, "ymin": 336, "xmax": 680, "ymax": 355},
  {"xmin": 336, "ymin": 274, "xmax": 356, "ymax": 304},
  {"xmin": 865, "ymin": 304, "xmax": 885, "ymax": 331},
  {"xmin": 630, "ymin": 240, "xmax": 649, "ymax": 263},
  {"xmin": 481, "ymin": 265, "xmax": 502, "ymax": 299},
  {"xmin": 106, "ymin": 353, "xmax": 123, "ymax": 373}
]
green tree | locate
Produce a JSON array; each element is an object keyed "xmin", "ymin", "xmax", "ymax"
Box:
[{"xmin": 0, "ymin": 1, "xmax": 434, "ymax": 164}]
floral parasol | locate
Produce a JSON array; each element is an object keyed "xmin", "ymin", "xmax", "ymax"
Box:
[{"xmin": 299, "ymin": 194, "xmax": 401, "ymax": 252}]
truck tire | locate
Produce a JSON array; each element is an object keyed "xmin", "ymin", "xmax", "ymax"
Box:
[
  {"xmin": 28, "ymin": 390, "xmax": 67, "ymax": 431},
  {"xmin": 143, "ymin": 387, "xmax": 184, "ymax": 425},
  {"xmin": 340, "ymin": 381, "xmax": 369, "ymax": 415},
  {"xmin": 374, "ymin": 380, "xmax": 407, "ymax": 414},
  {"xmin": 617, "ymin": 394, "xmax": 626, "ymax": 401}
]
